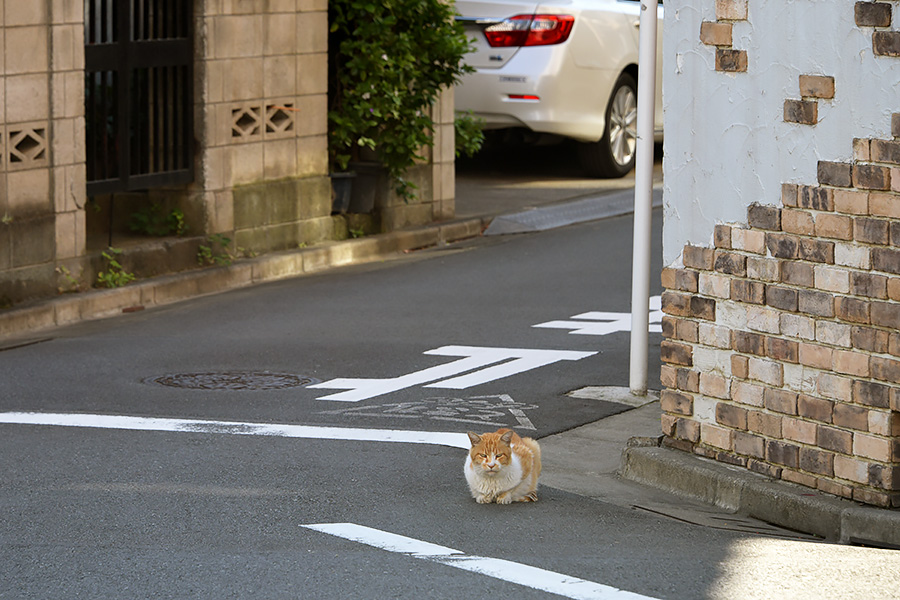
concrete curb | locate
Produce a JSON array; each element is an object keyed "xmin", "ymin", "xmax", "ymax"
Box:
[
  {"xmin": 621, "ymin": 445, "xmax": 900, "ymax": 549},
  {"xmin": 0, "ymin": 217, "xmax": 488, "ymax": 341}
]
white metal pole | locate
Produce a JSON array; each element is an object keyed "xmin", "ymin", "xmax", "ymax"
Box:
[{"xmin": 629, "ymin": 0, "xmax": 659, "ymax": 395}]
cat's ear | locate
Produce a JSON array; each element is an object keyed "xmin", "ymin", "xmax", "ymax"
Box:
[
  {"xmin": 467, "ymin": 431, "xmax": 481, "ymax": 446},
  {"xmin": 500, "ymin": 430, "xmax": 514, "ymax": 445}
]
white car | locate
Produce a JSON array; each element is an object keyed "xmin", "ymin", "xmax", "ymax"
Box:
[{"xmin": 454, "ymin": 0, "xmax": 663, "ymax": 177}]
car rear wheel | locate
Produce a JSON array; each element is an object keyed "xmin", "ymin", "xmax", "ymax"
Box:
[{"xmin": 578, "ymin": 72, "xmax": 638, "ymax": 178}]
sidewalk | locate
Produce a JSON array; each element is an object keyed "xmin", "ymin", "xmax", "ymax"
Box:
[{"xmin": 3, "ymin": 160, "xmax": 898, "ymax": 549}]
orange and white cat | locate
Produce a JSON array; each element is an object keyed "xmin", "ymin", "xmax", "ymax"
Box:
[{"xmin": 464, "ymin": 428, "xmax": 542, "ymax": 504}]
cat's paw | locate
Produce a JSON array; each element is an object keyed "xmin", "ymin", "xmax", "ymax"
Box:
[
  {"xmin": 495, "ymin": 493, "xmax": 513, "ymax": 504},
  {"xmin": 475, "ymin": 495, "xmax": 493, "ymax": 504}
]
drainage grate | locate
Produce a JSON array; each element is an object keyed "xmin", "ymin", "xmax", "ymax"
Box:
[{"xmin": 147, "ymin": 372, "xmax": 319, "ymax": 391}]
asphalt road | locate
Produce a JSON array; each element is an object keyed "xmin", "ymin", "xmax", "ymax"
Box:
[{"xmin": 2, "ymin": 207, "xmax": 899, "ymax": 599}]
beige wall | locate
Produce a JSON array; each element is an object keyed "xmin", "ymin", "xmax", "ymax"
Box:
[{"xmin": 0, "ymin": 0, "xmax": 456, "ymax": 305}]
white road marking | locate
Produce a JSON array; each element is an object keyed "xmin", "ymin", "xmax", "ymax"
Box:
[
  {"xmin": 309, "ymin": 345, "xmax": 596, "ymax": 402},
  {"xmin": 302, "ymin": 523, "xmax": 659, "ymax": 600},
  {"xmin": 534, "ymin": 297, "xmax": 663, "ymax": 336},
  {"xmin": 317, "ymin": 394, "xmax": 537, "ymax": 430},
  {"xmin": 0, "ymin": 412, "xmax": 470, "ymax": 449}
]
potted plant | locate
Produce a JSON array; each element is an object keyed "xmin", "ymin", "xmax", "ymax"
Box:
[{"xmin": 328, "ymin": 0, "xmax": 473, "ymax": 212}]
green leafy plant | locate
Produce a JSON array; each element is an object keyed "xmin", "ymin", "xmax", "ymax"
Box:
[
  {"xmin": 349, "ymin": 227, "xmax": 366, "ymax": 239},
  {"xmin": 197, "ymin": 234, "xmax": 234, "ymax": 267},
  {"xmin": 96, "ymin": 247, "xmax": 135, "ymax": 288},
  {"xmin": 129, "ymin": 202, "xmax": 187, "ymax": 236},
  {"xmin": 328, "ymin": 0, "xmax": 474, "ymax": 201},
  {"xmin": 454, "ymin": 111, "xmax": 485, "ymax": 158}
]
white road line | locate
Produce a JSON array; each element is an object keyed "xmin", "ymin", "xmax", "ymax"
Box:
[
  {"xmin": 0, "ymin": 412, "xmax": 470, "ymax": 449},
  {"xmin": 302, "ymin": 523, "xmax": 659, "ymax": 600}
]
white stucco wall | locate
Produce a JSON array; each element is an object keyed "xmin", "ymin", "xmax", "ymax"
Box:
[{"xmin": 662, "ymin": 0, "xmax": 900, "ymax": 266}]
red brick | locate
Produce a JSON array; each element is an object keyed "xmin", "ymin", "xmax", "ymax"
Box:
[
  {"xmin": 714, "ymin": 224, "xmax": 732, "ymax": 249},
  {"xmin": 817, "ymin": 372, "xmax": 853, "ymax": 402},
  {"xmin": 732, "ymin": 381, "xmax": 765, "ymax": 407},
  {"xmin": 765, "ymin": 388, "xmax": 799, "ymax": 415},
  {"xmin": 731, "ymin": 354, "xmax": 749, "ymax": 379},
  {"xmin": 700, "ymin": 21, "xmax": 733, "ymax": 46},
  {"xmin": 766, "ymin": 336, "xmax": 799, "ymax": 363},
  {"xmin": 871, "ymin": 139, "xmax": 900, "ymax": 165},
  {"xmin": 798, "ymin": 238, "xmax": 835, "ymax": 263},
  {"xmin": 801, "ymin": 75, "xmax": 836, "ymax": 100},
  {"xmin": 748, "ymin": 410, "xmax": 782, "ymax": 437},
  {"xmin": 817, "ymin": 425, "xmax": 853, "ymax": 454},
  {"xmin": 781, "ymin": 209, "xmax": 815, "ymax": 235},
  {"xmin": 785, "ymin": 99, "xmax": 817, "ymax": 125},
  {"xmin": 817, "ymin": 161, "xmax": 851, "ymax": 187},
  {"xmin": 798, "ymin": 186, "xmax": 834, "ymax": 211},
  {"xmin": 852, "ymin": 380, "xmax": 892, "ymax": 410},
  {"xmin": 716, "ymin": 403, "xmax": 748, "ymax": 429},
  {"xmin": 854, "ymin": 433, "xmax": 892, "ymax": 462},
  {"xmin": 767, "ymin": 440, "xmax": 800, "ymax": 468},
  {"xmin": 800, "ymin": 447, "xmax": 835, "ymax": 476},
  {"xmin": 894, "ymin": 113, "xmax": 900, "ymax": 138},
  {"xmin": 732, "ymin": 330, "xmax": 766, "ymax": 355},
  {"xmin": 661, "ymin": 291, "xmax": 691, "ymax": 316},
  {"xmin": 832, "ymin": 349, "xmax": 869, "ymax": 377},
  {"xmin": 661, "ymin": 341, "xmax": 693, "ymax": 366},
  {"xmin": 869, "ymin": 193, "xmax": 900, "ymax": 219},
  {"xmin": 855, "ymin": 217, "xmax": 890, "ymax": 244},
  {"xmin": 798, "ymin": 289, "xmax": 835, "ymax": 317},
  {"xmin": 731, "ymin": 279, "xmax": 766, "ymax": 304},
  {"xmin": 660, "ymin": 365, "xmax": 677, "ymax": 388},
  {"xmin": 871, "ymin": 300, "xmax": 900, "ymax": 328},
  {"xmin": 855, "ymin": 2, "xmax": 893, "ymax": 27},
  {"xmin": 747, "ymin": 204, "xmax": 782, "ymax": 231},
  {"xmin": 683, "ymin": 245, "xmax": 715, "ymax": 270},
  {"xmin": 874, "ymin": 30, "xmax": 900, "ymax": 57},
  {"xmin": 889, "ymin": 277, "xmax": 900, "ymax": 301},
  {"xmin": 833, "ymin": 403, "xmax": 869, "ymax": 431},
  {"xmin": 835, "ymin": 297, "xmax": 871, "ymax": 324},
  {"xmin": 782, "ymin": 183, "xmax": 799, "ymax": 207},
  {"xmin": 676, "ymin": 368, "xmax": 700, "ymax": 392},
  {"xmin": 701, "ymin": 423, "xmax": 733, "ymax": 449},
  {"xmin": 765, "ymin": 286, "xmax": 798, "ymax": 311},
  {"xmin": 733, "ymin": 431, "xmax": 766, "ymax": 458},
  {"xmin": 834, "ymin": 189, "xmax": 869, "ymax": 215},
  {"xmin": 849, "ymin": 272, "xmax": 887, "ymax": 299},
  {"xmin": 851, "ymin": 326, "xmax": 890, "ymax": 353},
  {"xmin": 872, "ymin": 248, "xmax": 900, "ymax": 275},
  {"xmin": 661, "ymin": 389, "xmax": 694, "ymax": 415},
  {"xmin": 716, "ymin": 48, "xmax": 748, "ymax": 72},
  {"xmin": 834, "ymin": 455, "xmax": 869, "ymax": 485},
  {"xmin": 799, "ymin": 343, "xmax": 833, "ymax": 369},
  {"xmin": 815, "ymin": 213, "xmax": 853, "ymax": 240},
  {"xmin": 781, "ymin": 261, "xmax": 814, "ymax": 287},
  {"xmin": 853, "ymin": 164, "xmax": 891, "ymax": 190},
  {"xmin": 766, "ymin": 233, "xmax": 799, "ymax": 259},
  {"xmin": 783, "ymin": 417, "xmax": 817, "ymax": 444},
  {"xmin": 675, "ymin": 418, "xmax": 701, "ymax": 442},
  {"xmin": 714, "ymin": 251, "xmax": 747, "ymax": 276},
  {"xmin": 871, "ymin": 356, "xmax": 900, "ymax": 384}
]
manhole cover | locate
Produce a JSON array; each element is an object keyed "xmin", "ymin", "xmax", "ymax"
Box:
[{"xmin": 148, "ymin": 372, "xmax": 318, "ymax": 391}]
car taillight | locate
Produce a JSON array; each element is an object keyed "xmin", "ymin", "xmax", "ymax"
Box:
[{"xmin": 483, "ymin": 14, "xmax": 575, "ymax": 48}]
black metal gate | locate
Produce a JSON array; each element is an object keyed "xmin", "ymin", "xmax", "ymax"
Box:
[{"xmin": 85, "ymin": 0, "xmax": 193, "ymax": 195}]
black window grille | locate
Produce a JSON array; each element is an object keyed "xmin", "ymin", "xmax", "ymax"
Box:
[{"xmin": 85, "ymin": 0, "xmax": 193, "ymax": 195}]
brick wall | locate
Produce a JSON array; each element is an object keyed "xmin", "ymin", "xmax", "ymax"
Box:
[{"xmin": 660, "ymin": 115, "xmax": 900, "ymax": 508}]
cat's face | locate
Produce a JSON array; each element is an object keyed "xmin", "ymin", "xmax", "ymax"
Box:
[{"xmin": 467, "ymin": 430, "xmax": 514, "ymax": 475}]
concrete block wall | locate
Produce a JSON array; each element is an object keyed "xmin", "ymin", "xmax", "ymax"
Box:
[
  {"xmin": 195, "ymin": 0, "xmax": 333, "ymax": 254},
  {"xmin": 0, "ymin": 1, "xmax": 87, "ymax": 303},
  {"xmin": 0, "ymin": 0, "xmax": 456, "ymax": 305}
]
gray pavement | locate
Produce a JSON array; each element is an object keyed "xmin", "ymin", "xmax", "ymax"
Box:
[{"xmin": 2, "ymin": 157, "xmax": 899, "ymax": 552}]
